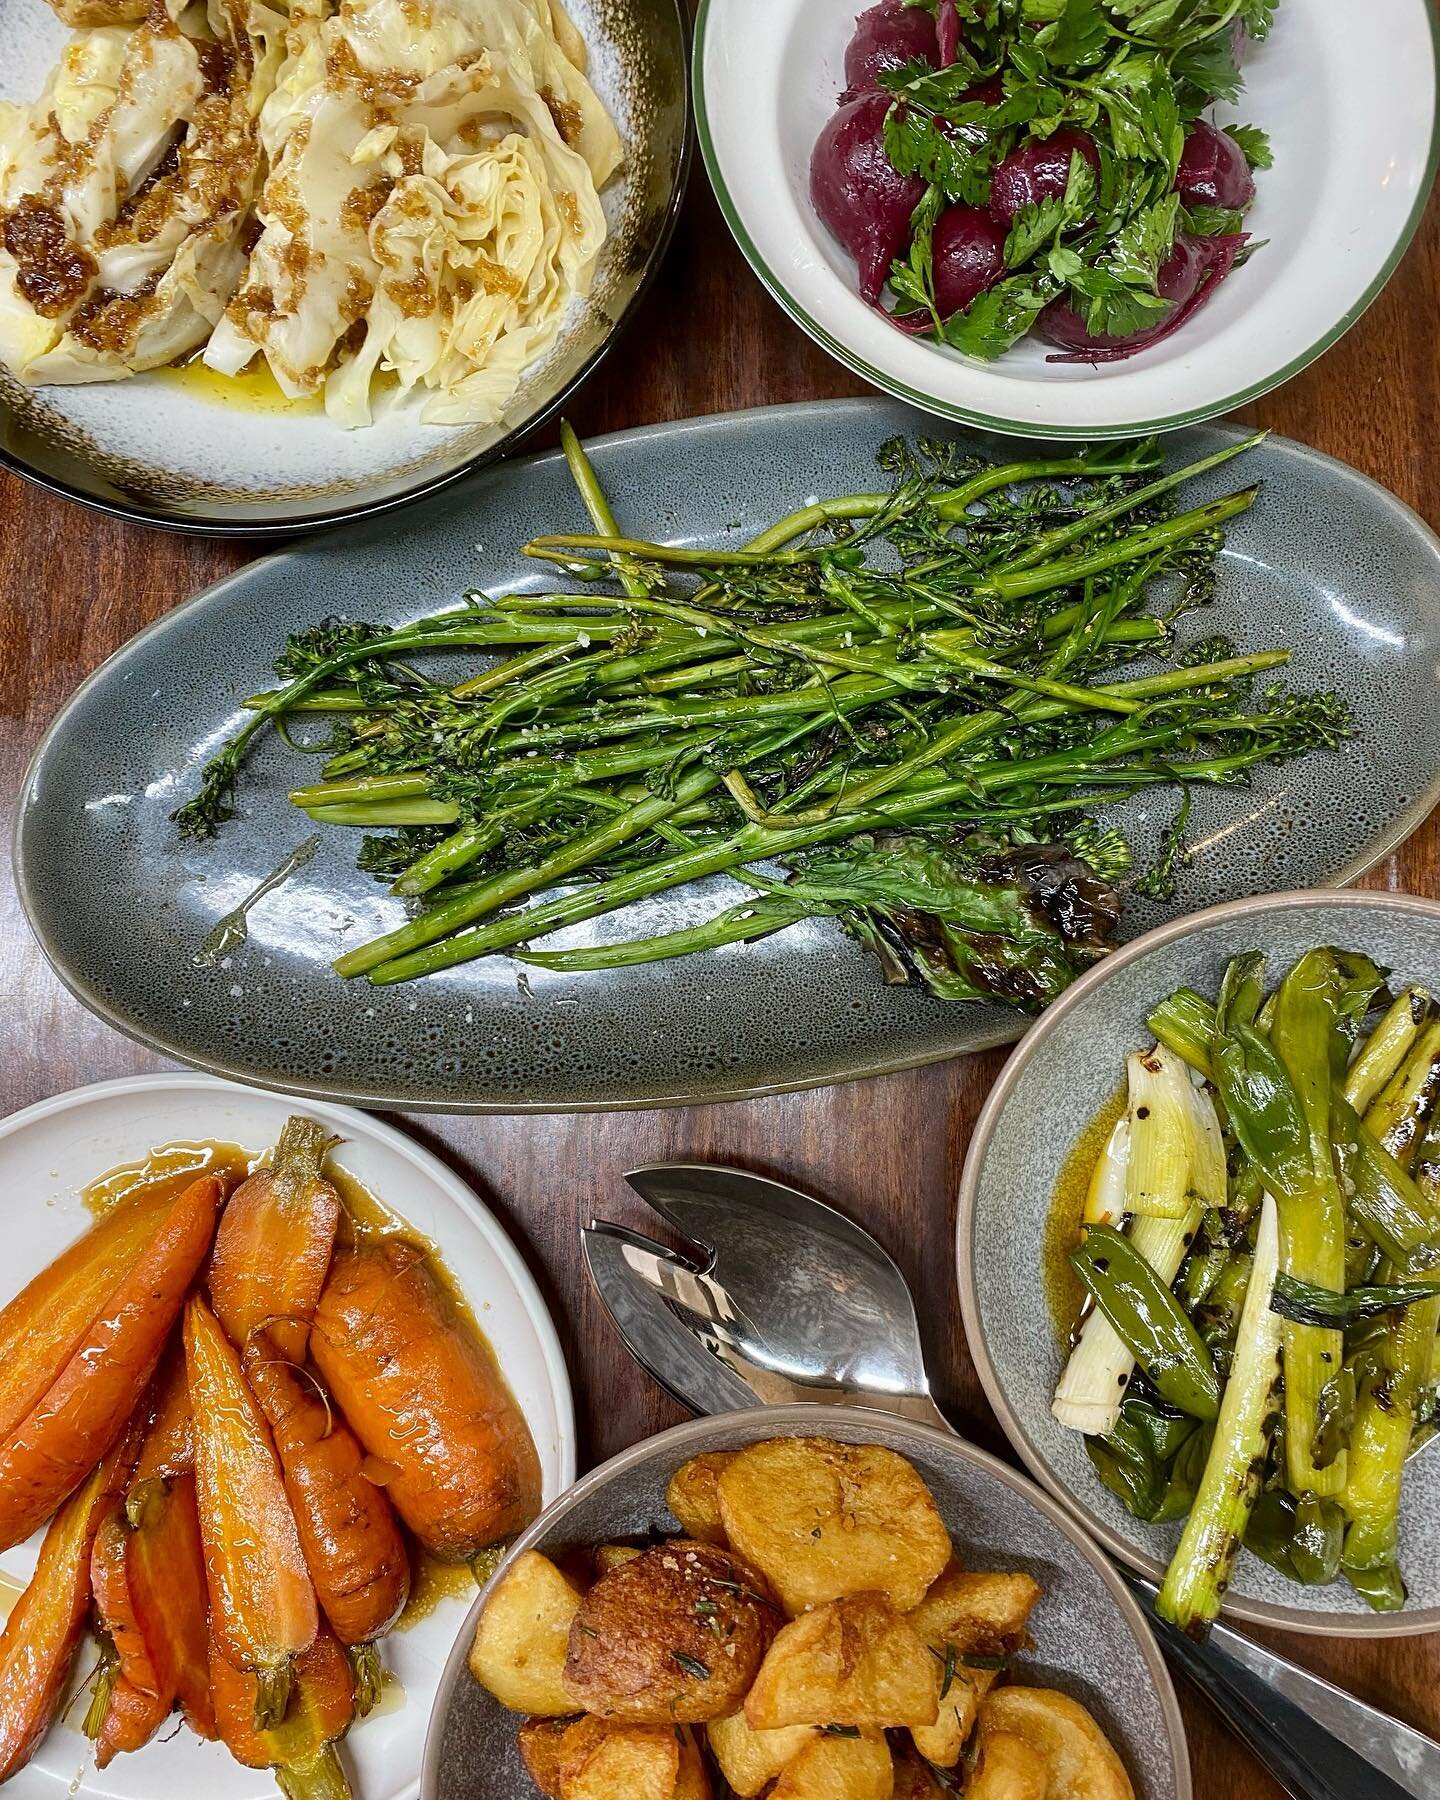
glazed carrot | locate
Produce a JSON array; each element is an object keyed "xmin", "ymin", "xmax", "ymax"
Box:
[
  {"xmin": 85, "ymin": 1645, "xmax": 172, "ymax": 1768},
  {"xmin": 126, "ymin": 1335, "xmax": 193, "ymax": 1523},
  {"xmin": 245, "ymin": 1344, "xmax": 410, "ymax": 1645},
  {"xmin": 211, "ymin": 1624, "xmax": 355, "ymax": 1799},
  {"xmin": 127, "ymin": 1473, "xmax": 216, "ymax": 1740},
  {"xmin": 310, "ymin": 1239, "xmax": 542, "ymax": 1561},
  {"xmin": 186, "ymin": 1296, "xmax": 318, "ymax": 1727},
  {"xmin": 210, "ymin": 1118, "xmax": 341, "ymax": 1365},
  {"xmin": 0, "ymin": 1175, "xmax": 223, "ymax": 1552},
  {"xmin": 0, "ymin": 1432, "xmax": 134, "ymax": 1782},
  {"xmin": 91, "ymin": 1509, "xmax": 162, "ymax": 1698},
  {"xmin": 0, "ymin": 1185, "xmax": 174, "ymax": 1442}
]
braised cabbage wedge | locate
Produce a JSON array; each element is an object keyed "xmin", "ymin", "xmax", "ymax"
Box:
[{"xmin": 0, "ymin": 0, "xmax": 619, "ymax": 428}]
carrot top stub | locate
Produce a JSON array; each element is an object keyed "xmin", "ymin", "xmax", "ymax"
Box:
[{"xmin": 185, "ymin": 1296, "xmax": 318, "ymax": 1727}]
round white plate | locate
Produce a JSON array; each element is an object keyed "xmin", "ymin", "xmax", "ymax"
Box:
[
  {"xmin": 695, "ymin": 0, "xmax": 1439, "ymax": 438},
  {"xmin": 0, "ymin": 1074, "xmax": 575, "ymax": 1800}
]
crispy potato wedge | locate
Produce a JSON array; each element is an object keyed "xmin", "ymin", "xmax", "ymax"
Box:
[
  {"xmin": 967, "ymin": 1730, "xmax": 1049, "ymax": 1800},
  {"xmin": 908, "ymin": 1566, "xmax": 1041, "ymax": 1767},
  {"xmin": 470, "ymin": 1551, "xmax": 585, "ymax": 1716},
  {"xmin": 892, "ymin": 1746, "xmax": 947, "ymax": 1799},
  {"xmin": 665, "ymin": 1453, "xmax": 735, "ymax": 1545},
  {"xmin": 717, "ymin": 1437, "xmax": 949, "ymax": 1615},
  {"xmin": 707, "ymin": 1711, "xmax": 818, "ymax": 1797},
  {"xmin": 769, "ymin": 1728, "xmax": 895, "ymax": 1800},
  {"xmin": 592, "ymin": 1544, "xmax": 644, "ymax": 1577},
  {"xmin": 558, "ymin": 1721, "xmax": 680, "ymax": 1800},
  {"xmin": 980, "ymin": 1688, "xmax": 1134, "ymax": 1800},
  {"xmin": 563, "ymin": 1540, "xmax": 781, "ymax": 1723},
  {"xmin": 745, "ymin": 1592, "xmax": 939, "ymax": 1731}
]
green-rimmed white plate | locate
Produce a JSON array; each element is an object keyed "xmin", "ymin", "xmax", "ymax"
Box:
[{"xmin": 695, "ymin": 0, "xmax": 1439, "ymax": 440}]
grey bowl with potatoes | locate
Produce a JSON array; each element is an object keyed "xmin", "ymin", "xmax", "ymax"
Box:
[{"xmin": 420, "ymin": 1406, "xmax": 1189, "ymax": 1799}]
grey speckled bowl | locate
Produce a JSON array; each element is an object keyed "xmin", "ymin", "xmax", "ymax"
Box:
[
  {"xmin": 959, "ymin": 888, "xmax": 1440, "ymax": 1636},
  {"xmin": 419, "ymin": 1406, "xmax": 1189, "ymax": 1800}
]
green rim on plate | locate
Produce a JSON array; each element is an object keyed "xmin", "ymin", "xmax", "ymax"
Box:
[{"xmin": 693, "ymin": 0, "xmax": 1440, "ymax": 441}]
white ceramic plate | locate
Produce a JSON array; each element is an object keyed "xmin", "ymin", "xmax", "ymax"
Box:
[
  {"xmin": 0, "ymin": 1074, "xmax": 575, "ymax": 1800},
  {"xmin": 695, "ymin": 0, "xmax": 1439, "ymax": 439}
]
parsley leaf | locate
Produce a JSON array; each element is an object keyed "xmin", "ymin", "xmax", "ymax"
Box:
[
  {"xmin": 1002, "ymin": 149, "xmax": 1096, "ymax": 267},
  {"xmin": 1184, "ymin": 202, "xmax": 1245, "ymax": 237},
  {"xmin": 1034, "ymin": 0, "xmax": 1110, "ymax": 69},
  {"xmin": 941, "ymin": 272, "xmax": 1055, "ymax": 359},
  {"xmin": 889, "ymin": 185, "xmax": 945, "ymax": 328},
  {"xmin": 1228, "ymin": 123, "xmax": 1273, "ymax": 170}
]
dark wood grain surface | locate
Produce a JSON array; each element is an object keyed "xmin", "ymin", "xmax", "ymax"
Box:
[{"xmin": 1, "ymin": 151, "xmax": 1437, "ymax": 1797}]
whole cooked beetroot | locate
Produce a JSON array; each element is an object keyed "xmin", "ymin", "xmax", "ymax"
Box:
[
  {"xmin": 811, "ymin": 90, "xmax": 926, "ymax": 304},
  {"xmin": 988, "ymin": 128, "xmax": 1100, "ymax": 226},
  {"xmin": 844, "ymin": 1, "xmax": 939, "ymax": 93},
  {"xmin": 1035, "ymin": 233, "xmax": 1245, "ymax": 361},
  {"xmin": 932, "ymin": 204, "xmax": 1006, "ymax": 317},
  {"xmin": 1175, "ymin": 121, "xmax": 1255, "ymax": 210}
]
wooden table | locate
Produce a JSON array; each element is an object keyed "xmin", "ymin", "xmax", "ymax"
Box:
[{"xmin": 2, "ymin": 145, "xmax": 1437, "ymax": 1800}]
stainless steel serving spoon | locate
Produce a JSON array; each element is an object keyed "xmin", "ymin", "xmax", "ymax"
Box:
[{"xmin": 581, "ymin": 1161, "xmax": 1440, "ymax": 1800}]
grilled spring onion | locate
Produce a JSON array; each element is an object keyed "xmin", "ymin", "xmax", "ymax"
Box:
[
  {"xmin": 1070, "ymin": 1226, "xmax": 1220, "ymax": 1421},
  {"xmin": 1052, "ymin": 1067, "xmax": 1223, "ymax": 1436},
  {"xmin": 1157, "ymin": 1192, "xmax": 1283, "ymax": 1637},
  {"xmin": 1340, "ymin": 1074, "xmax": 1440, "ymax": 1609}
]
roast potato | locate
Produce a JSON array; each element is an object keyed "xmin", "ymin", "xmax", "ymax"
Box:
[
  {"xmin": 980, "ymin": 1687, "xmax": 1135, "ymax": 1800},
  {"xmin": 517, "ymin": 1716, "xmax": 577, "ymax": 1796},
  {"xmin": 908, "ymin": 1566, "xmax": 1041, "ymax": 1766},
  {"xmin": 558, "ymin": 1721, "xmax": 680, "ymax": 1800},
  {"xmin": 769, "ymin": 1728, "xmax": 895, "ymax": 1800},
  {"xmin": 563, "ymin": 1540, "xmax": 781, "ymax": 1723},
  {"xmin": 744, "ymin": 1592, "xmax": 939, "ymax": 1731},
  {"xmin": 675, "ymin": 1725, "xmax": 713, "ymax": 1799},
  {"xmin": 592, "ymin": 1544, "xmax": 644, "ymax": 1576},
  {"xmin": 665, "ymin": 1452, "xmax": 735, "ymax": 1545},
  {"xmin": 717, "ymin": 1437, "xmax": 949, "ymax": 1615},
  {"xmin": 707, "ymin": 1711, "xmax": 817, "ymax": 1797},
  {"xmin": 469, "ymin": 1551, "xmax": 584, "ymax": 1715},
  {"xmin": 967, "ymin": 1730, "xmax": 1049, "ymax": 1800}
]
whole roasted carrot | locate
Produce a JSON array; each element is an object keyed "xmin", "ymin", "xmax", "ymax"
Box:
[
  {"xmin": 186, "ymin": 1297, "xmax": 317, "ymax": 1728},
  {"xmin": 245, "ymin": 1343, "xmax": 410, "ymax": 1645},
  {"xmin": 0, "ymin": 1431, "xmax": 135, "ymax": 1781},
  {"xmin": 0, "ymin": 1184, "xmax": 174, "ymax": 1442},
  {"xmin": 310, "ymin": 1240, "xmax": 541, "ymax": 1561},
  {"xmin": 85, "ymin": 1644, "xmax": 172, "ymax": 1768},
  {"xmin": 126, "ymin": 1335, "xmax": 193, "ymax": 1524},
  {"xmin": 0, "ymin": 1175, "xmax": 223, "ymax": 1552},
  {"xmin": 210, "ymin": 1118, "xmax": 341, "ymax": 1364},
  {"xmin": 211, "ymin": 1623, "xmax": 355, "ymax": 1799},
  {"xmin": 91, "ymin": 1509, "xmax": 162, "ymax": 1698},
  {"xmin": 127, "ymin": 1472, "xmax": 216, "ymax": 1740}
]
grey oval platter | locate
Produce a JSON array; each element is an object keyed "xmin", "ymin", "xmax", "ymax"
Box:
[
  {"xmin": 959, "ymin": 888, "xmax": 1440, "ymax": 1635},
  {"xmin": 0, "ymin": 0, "xmax": 689, "ymax": 535},
  {"xmin": 15, "ymin": 398, "xmax": 1440, "ymax": 1112},
  {"xmin": 419, "ymin": 1405, "xmax": 1190, "ymax": 1800}
]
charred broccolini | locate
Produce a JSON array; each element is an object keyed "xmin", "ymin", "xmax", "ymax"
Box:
[{"xmin": 174, "ymin": 425, "xmax": 1350, "ymax": 1002}]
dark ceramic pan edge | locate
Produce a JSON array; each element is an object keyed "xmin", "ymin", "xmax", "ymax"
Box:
[
  {"xmin": 15, "ymin": 408, "xmax": 1440, "ymax": 1112},
  {"xmin": 0, "ymin": 0, "xmax": 692, "ymax": 540},
  {"xmin": 415, "ymin": 1404, "xmax": 1192, "ymax": 1800},
  {"xmin": 956, "ymin": 887, "xmax": 1440, "ymax": 1638}
]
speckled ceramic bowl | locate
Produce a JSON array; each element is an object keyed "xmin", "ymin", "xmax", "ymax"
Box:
[
  {"xmin": 419, "ymin": 1406, "xmax": 1190, "ymax": 1800},
  {"xmin": 0, "ymin": 0, "xmax": 689, "ymax": 534},
  {"xmin": 15, "ymin": 403, "xmax": 1440, "ymax": 1113},
  {"xmin": 959, "ymin": 888, "xmax": 1440, "ymax": 1636}
]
